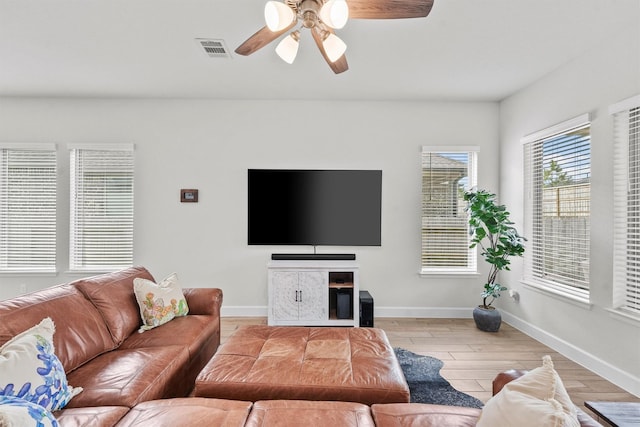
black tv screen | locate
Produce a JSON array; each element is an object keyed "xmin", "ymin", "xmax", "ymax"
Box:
[{"xmin": 248, "ymin": 169, "xmax": 382, "ymax": 246}]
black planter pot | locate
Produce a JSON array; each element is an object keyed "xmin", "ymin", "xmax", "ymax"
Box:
[{"xmin": 472, "ymin": 306, "xmax": 502, "ymax": 332}]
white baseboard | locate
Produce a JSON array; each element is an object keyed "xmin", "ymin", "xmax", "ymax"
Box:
[
  {"xmin": 221, "ymin": 306, "xmax": 268, "ymax": 317},
  {"xmin": 220, "ymin": 306, "xmax": 473, "ymax": 319},
  {"xmin": 374, "ymin": 306, "xmax": 473, "ymax": 318},
  {"xmin": 502, "ymin": 311, "xmax": 640, "ymax": 397}
]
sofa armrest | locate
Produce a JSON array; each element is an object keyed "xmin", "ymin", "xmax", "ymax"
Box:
[
  {"xmin": 493, "ymin": 370, "xmax": 603, "ymax": 427},
  {"xmin": 492, "ymin": 369, "xmax": 528, "ymax": 395},
  {"xmin": 183, "ymin": 288, "xmax": 223, "ymax": 316}
]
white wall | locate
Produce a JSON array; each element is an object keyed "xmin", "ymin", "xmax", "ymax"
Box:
[
  {"xmin": 0, "ymin": 98, "xmax": 499, "ymax": 317},
  {"xmin": 499, "ymin": 24, "xmax": 640, "ymax": 395}
]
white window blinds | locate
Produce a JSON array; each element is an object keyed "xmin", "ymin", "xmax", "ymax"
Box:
[
  {"xmin": 612, "ymin": 94, "xmax": 640, "ymax": 316},
  {"xmin": 0, "ymin": 144, "xmax": 57, "ymax": 272},
  {"xmin": 523, "ymin": 115, "xmax": 591, "ymax": 297},
  {"xmin": 70, "ymin": 145, "xmax": 134, "ymax": 271},
  {"xmin": 421, "ymin": 147, "xmax": 478, "ymax": 274}
]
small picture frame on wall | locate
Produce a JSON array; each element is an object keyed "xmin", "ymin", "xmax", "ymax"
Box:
[{"xmin": 180, "ymin": 189, "xmax": 199, "ymax": 203}]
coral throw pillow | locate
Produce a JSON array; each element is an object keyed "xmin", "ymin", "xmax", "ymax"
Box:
[
  {"xmin": 476, "ymin": 355, "xmax": 579, "ymax": 427},
  {"xmin": 133, "ymin": 272, "xmax": 189, "ymax": 333},
  {"xmin": 0, "ymin": 318, "xmax": 82, "ymax": 412}
]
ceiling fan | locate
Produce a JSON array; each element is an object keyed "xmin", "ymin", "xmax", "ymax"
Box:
[{"xmin": 235, "ymin": 0, "xmax": 435, "ymax": 74}]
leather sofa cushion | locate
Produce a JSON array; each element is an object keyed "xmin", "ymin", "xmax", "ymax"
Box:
[
  {"xmin": 115, "ymin": 398, "xmax": 253, "ymax": 427},
  {"xmin": 0, "ymin": 284, "xmax": 116, "ymax": 372},
  {"xmin": 54, "ymin": 406, "xmax": 130, "ymax": 427},
  {"xmin": 120, "ymin": 314, "xmax": 216, "ymax": 352},
  {"xmin": 66, "ymin": 346, "xmax": 190, "ymax": 408},
  {"xmin": 371, "ymin": 403, "xmax": 482, "ymax": 427},
  {"xmin": 245, "ymin": 400, "xmax": 376, "ymax": 427},
  {"xmin": 75, "ymin": 266, "xmax": 155, "ymax": 345},
  {"xmin": 119, "ymin": 314, "xmax": 221, "ymax": 390}
]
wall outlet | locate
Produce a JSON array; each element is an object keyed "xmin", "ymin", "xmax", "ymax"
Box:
[
  {"xmin": 19, "ymin": 283, "xmax": 27, "ymax": 294},
  {"xmin": 509, "ymin": 289, "xmax": 520, "ymax": 302}
]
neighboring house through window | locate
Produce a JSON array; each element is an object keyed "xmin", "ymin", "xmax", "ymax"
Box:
[
  {"xmin": 421, "ymin": 146, "xmax": 478, "ymax": 274},
  {"xmin": 0, "ymin": 144, "xmax": 57, "ymax": 272},
  {"xmin": 523, "ymin": 114, "xmax": 591, "ymax": 301},
  {"xmin": 69, "ymin": 145, "xmax": 134, "ymax": 271}
]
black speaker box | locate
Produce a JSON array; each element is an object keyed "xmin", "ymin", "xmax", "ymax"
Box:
[
  {"xmin": 336, "ymin": 289, "xmax": 352, "ymax": 319},
  {"xmin": 359, "ymin": 290, "xmax": 374, "ymax": 327}
]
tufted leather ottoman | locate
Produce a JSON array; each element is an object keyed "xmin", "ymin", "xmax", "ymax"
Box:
[{"xmin": 193, "ymin": 325, "xmax": 410, "ymax": 405}]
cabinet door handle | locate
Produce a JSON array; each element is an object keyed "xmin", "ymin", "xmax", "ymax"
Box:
[
  {"xmin": 299, "ymin": 290, "xmax": 302, "ymax": 302},
  {"xmin": 295, "ymin": 290, "xmax": 299, "ymax": 302}
]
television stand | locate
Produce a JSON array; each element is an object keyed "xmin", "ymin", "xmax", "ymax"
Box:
[
  {"xmin": 267, "ymin": 259, "xmax": 359, "ymax": 327},
  {"xmin": 271, "ymin": 253, "xmax": 355, "ymax": 261}
]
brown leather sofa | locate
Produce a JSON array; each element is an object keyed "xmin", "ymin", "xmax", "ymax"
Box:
[
  {"xmin": 87, "ymin": 369, "xmax": 601, "ymax": 427},
  {"xmin": 0, "ymin": 266, "xmax": 223, "ymax": 423},
  {"xmin": 1, "ymin": 266, "xmax": 601, "ymax": 426}
]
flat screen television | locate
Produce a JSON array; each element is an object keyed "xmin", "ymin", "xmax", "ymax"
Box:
[{"xmin": 248, "ymin": 169, "xmax": 382, "ymax": 246}]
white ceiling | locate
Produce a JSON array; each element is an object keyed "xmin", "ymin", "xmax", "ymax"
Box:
[{"xmin": 0, "ymin": 0, "xmax": 638, "ymax": 101}]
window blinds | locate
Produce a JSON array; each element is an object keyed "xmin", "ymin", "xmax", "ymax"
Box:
[
  {"xmin": 0, "ymin": 145, "xmax": 57, "ymax": 272},
  {"xmin": 523, "ymin": 118, "xmax": 591, "ymax": 295},
  {"xmin": 612, "ymin": 95, "xmax": 640, "ymax": 315},
  {"xmin": 69, "ymin": 146, "xmax": 134, "ymax": 271},
  {"xmin": 421, "ymin": 147, "xmax": 478, "ymax": 273}
]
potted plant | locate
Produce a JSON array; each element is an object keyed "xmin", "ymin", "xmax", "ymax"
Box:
[{"xmin": 464, "ymin": 189, "xmax": 526, "ymax": 332}]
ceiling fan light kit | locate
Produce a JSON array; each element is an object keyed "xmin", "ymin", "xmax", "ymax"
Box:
[
  {"xmin": 319, "ymin": 0, "xmax": 349, "ymax": 29},
  {"xmin": 275, "ymin": 30, "xmax": 301, "ymax": 64},
  {"xmin": 322, "ymin": 32, "xmax": 347, "ymax": 62},
  {"xmin": 264, "ymin": 1, "xmax": 296, "ymax": 32},
  {"xmin": 236, "ymin": 0, "xmax": 435, "ymax": 74}
]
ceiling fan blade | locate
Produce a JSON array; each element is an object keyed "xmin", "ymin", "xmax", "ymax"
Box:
[
  {"xmin": 235, "ymin": 21, "xmax": 297, "ymax": 56},
  {"xmin": 347, "ymin": 0, "xmax": 434, "ymax": 19},
  {"xmin": 311, "ymin": 27, "xmax": 349, "ymax": 74}
]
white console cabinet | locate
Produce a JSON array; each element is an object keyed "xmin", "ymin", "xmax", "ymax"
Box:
[{"xmin": 267, "ymin": 260, "xmax": 359, "ymax": 327}]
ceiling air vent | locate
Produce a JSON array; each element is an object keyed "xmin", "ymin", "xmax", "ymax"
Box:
[{"xmin": 195, "ymin": 38, "xmax": 231, "ymax": 59}]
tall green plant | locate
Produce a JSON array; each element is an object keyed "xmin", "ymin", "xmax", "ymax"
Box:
[{"xmin": 464, "ymin": 189, "xmax": 526, "ymax": 309}]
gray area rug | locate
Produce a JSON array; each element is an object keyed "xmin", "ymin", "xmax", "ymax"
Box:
[{"xmin": 394, "ymin": 348, "xmax": 485, "ymax": 409}]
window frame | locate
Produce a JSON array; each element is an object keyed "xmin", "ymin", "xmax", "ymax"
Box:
[
  {"xmin": 0, "ymin": 143, "xmax": 57, "ymax": 274},
  {"xmin": 522, "ymin": 114, "xmax": 591, "ymax": 303},
  {"xmin": 69, "ymin": 144, "xmax": 135, "ymax": 272},
  {"xmin": 611, "ymin": 94, "xmax": 640, "ymax": 319},
  {"xmin": 420, "ymin": 146, "xmax": 479, "ymax": 276}
]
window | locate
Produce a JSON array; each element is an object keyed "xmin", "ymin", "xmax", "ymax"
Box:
[
  {"xmin": 0, "ymin": 144, "xmax": 57, "ymax": 272},
  {"xmin": 421, "ymin": 146, "xmax": 478, "ymax": 274},
  {"xmin": 612, "ymin": 94, "xmax": 640, "ymax": 316},
  {"xmin": 70, "ymin": 145, "xmax": 134, "ymax": 271},
  {"xmin": 523, "ymin": 115, "xmax": 591, "ymax": 299}
]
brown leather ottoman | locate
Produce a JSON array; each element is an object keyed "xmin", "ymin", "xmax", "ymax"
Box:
[
  {"xmin": 193, "ymin": 325, "xmax": 410, "ymax": 405},
  {"xmin": 245, "ymin": 400, "xmax": 375, "ymax": 427}
]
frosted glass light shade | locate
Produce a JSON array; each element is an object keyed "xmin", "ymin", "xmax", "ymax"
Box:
[
  {"xmin": 276, "ymin": 32, "xmax": 300, "ymax": 64},
  {"xmin": 323, "ymin": 33, "xmax": 347, "ymax": 62},
  {"xmin": 319, "ymin": 0, "xmax": 349, "ymax": 29},
  {"xmin": 264, "ymin": 1, "xmax": 295, "ymax": 32}
]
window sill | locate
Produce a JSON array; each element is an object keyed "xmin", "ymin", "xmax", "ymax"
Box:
[
  {"xmin": 0, "ymin": 271, "xmax": 57, "ymax": 277},
  {"xmin": 420, "ymin": 269, "xmax": 481, "ymax": 279},
  {"xmin": 521, "ymin": 279, "xmax": 592, "ymax": 309},
  {"xmin": 606, "ymin": 308, "xmax": 640, "ymax": 326}
]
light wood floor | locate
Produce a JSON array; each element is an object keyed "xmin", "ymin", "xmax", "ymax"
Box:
[{"xmin": 220, "ymin": 317, "xmax": 639, "ymax": 419}]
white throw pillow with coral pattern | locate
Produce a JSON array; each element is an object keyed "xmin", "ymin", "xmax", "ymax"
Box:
[{"xmin": 133, "ymin": 272, "xmax": 189, "ymax": 333}]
